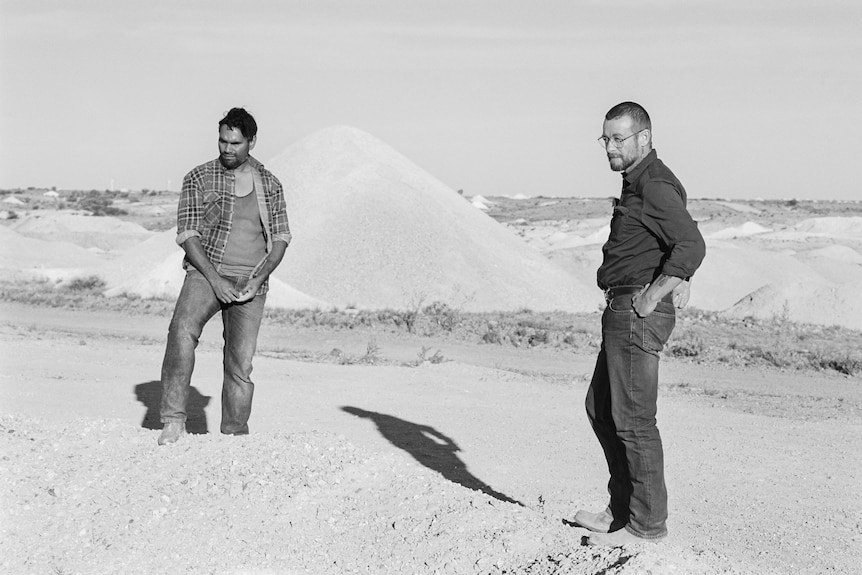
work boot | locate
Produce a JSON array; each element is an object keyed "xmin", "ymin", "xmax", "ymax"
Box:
[
  {"xmin": 574, "ymin": 508, "xmax": 614, "ymax": 533},
  {"xmin": 158, "ymin": 422, "xmax": 185, "ymax": 445}
]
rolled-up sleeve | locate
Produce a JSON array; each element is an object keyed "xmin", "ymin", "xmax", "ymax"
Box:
[
  {"xmin": 268, "ymin": 179, "xmax": 292, "ymax": 246},
  {"xmin": 641, "ymin": 181, "xmax": 706, "ymax": 279},
  {"xmin": 175, "ymin": 170, "xmax": 203, "ymax": 246}
]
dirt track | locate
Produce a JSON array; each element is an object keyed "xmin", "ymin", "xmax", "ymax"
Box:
[{"xmin": 1, "ymin": 302, "xmax": 860, "ymax": 574}]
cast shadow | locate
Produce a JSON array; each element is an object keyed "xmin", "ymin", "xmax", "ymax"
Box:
[
  {"xmin": 341, "ymin": 406, "xmax": 523, "ymax": 506},
  {"xmin": 133, "ymin": 380, "xmax": 211, "ymax": 434}
]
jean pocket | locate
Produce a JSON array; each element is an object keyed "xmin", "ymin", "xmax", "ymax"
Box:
[
  {"xmin": 608, "ymin": 297, "xmax": 634, "ymax": 313},
  {"xmin": 638, "ymin": 306, "xmax": 676, "ymax": 354}
]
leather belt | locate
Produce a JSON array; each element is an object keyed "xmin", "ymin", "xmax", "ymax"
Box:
[{"xmin": 604, "ymin": 286, "xmax": 673, "ymax": 304}]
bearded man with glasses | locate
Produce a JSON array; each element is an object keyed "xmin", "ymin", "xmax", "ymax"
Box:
[{"xmin": 576, "ymin": 101, "xmax": 706, "ymax": 545}]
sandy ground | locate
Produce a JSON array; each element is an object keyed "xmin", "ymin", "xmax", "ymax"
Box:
[{"xmin": 1, "ymin": 302, "xmax": 860, "ymax": 574}]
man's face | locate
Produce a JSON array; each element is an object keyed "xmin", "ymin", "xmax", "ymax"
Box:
[
  {"xmin": 601, "ymin": 116, "xmax": 645, "ymax": 173},
  {"xmin": 218, "ymin": 125, "xmax": 255, "ymax": 169}
]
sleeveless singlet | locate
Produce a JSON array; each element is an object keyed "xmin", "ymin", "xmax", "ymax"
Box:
[{"xmin": 220, "ymin": 186, "xmax": 265, "ymax": 277}]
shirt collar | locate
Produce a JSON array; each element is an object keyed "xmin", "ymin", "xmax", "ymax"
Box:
[{"xmin": 622, "ymin": 149, "xmax": 658, "ymax": 186}]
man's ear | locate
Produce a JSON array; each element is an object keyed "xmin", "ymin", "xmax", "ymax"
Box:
[
  {"xmin": 638, "ymin": 129, "xmax": 651, "ymax": 146},
  {"xmin": 249, "ymin": 136, "xmax": 257, "ymax": 151}
]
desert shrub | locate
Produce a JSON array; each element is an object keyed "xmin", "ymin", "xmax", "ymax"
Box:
[
  {"xmin": 481, "ymin": 322, "xmax": 505, "ymax": 344},
  {"xmin": 394, "ymin": 308, "xmax": 419, "ymax": 333},
  {"xmin": 667, "ymin": 341, "xmax": 703, "ymax": 358},
  {"xmin": 415, "ymin": 346, "xmax": 446, "ymax": 365},
  {"xmin": 357, "ymin": 339, "xmax": 381, "ymax": 364},
  {"xmin": 64, "ymin": 275, "xmax": 106, "ymax": 292},
  {"xmin": 528, "ymin": 329, "xmax": 549, "ymax": 346},
  {"xmin": 817, "ymin": 356, "xmax": 862, "ymax": 377},
  {"xmin": 424, "ymin": 301, "xmax": 460, "ymax": 332},
  {"xmin": 76, "ymin": 192, "xmax": 128, "ymax": 216}
]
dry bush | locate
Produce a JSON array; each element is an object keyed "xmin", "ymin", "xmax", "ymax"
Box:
[{"xmin": 2, "ymin": 279, "xmax": 860, "ymax": 377}]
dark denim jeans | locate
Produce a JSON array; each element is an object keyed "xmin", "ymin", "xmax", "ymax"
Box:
[
  {"xmin": 160, "ymin": 269, "xmax": 266, "ymax": 435},
  {"xmin": 585, "ymin": 293, "xmax": 675, "ymax": 539}
]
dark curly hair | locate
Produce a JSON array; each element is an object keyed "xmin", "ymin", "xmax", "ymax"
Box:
[{"xmin": 218, "ymin": 107, "xmax": 258, "ymax": 139}]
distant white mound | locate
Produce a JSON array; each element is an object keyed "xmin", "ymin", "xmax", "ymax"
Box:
[
  {"xmin": 266, "ymin": 278, "xmax": 332, "ymax": 310},
  {"xmin": 766, "ymin": 217, "xmax": 862, "ymax": 240},
  {"xmin": 0, "ymin": 225, "xmax": 104, "ymax": 280},
  {"xmin": 99, "ymin": 229, "xmax": 185, "ymax": 300},
  {"xmin": 706, "ymin": 221, "xmax": 771, "ymax": 240},
  {"xmin": 802, "ymin": 245, "xmax": 862, "ymax": 265},
  {"xmin": 511, "ymin": 194, "xmax": 530, "ymax": 200},
  {"xmin": 470, "ymin": 194, "xmax": 494, "ymax": 210},
  {"xmin": 722, "ymin": 280, "xmax": 862, "ymax": 330},
  {"xmin": 684, "ymin": 241, "xmax": 815, "ymax": 311},
  {"xmin": 543, "ymin": 224, "xmax": 611, "ymax": 251},
  {"xmin": 10, "ymin": 212, "xmax": 152, "ymax": 252},
  {"xmin": 266, "ymin": 126, "xmax": 599, "ymax": 312}
]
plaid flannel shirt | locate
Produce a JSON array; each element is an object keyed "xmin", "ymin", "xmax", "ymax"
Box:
[{"xmin": 176, "ymin": 156, "xmax": 291, "ymax": 295}]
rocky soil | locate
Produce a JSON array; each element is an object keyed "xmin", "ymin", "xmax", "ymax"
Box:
[
  {"xmin": 1, "ymin": 414, "xmax": 736, "ymax": 575},
  {"xmin": 2, "ymin": 303, "xmax": 861, "ymax": 574}
]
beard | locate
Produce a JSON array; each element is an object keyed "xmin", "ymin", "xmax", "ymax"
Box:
[
  {"xmin": 607, "ymin": 153, "xmax": 636, "ymax": 173},
  {"xmin": 220, "ymin": 154, "xmax": 240, "ymax": 169}
]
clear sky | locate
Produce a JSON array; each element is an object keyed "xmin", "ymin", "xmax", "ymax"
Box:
[{"xmin": 1, "ymin": 0, "xmax": 860, "ymax": 200}]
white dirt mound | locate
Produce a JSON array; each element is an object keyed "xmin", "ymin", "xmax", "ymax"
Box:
[
  {"xmin": 266, "ymin": 126, "xmax": 599, "ymax": 312},
  {"xmin": 0, "ymin": 225, "xmax": 104, "ymax": 280},
  {"xmin": 802, "ymin": 245, "xmax": 862, "ymax": 265},
  {"xmin": 722, "ymin": 279, "xmax": 862, "ymax": 329},
  {"xmin": 10, "ymin": 212, "xmax": 152, "ymax": 252},
  {"xmin": 705, "ymin": 221, "xmax": 771, "ymax": 239},
  {"xmin": 99, "ymin": 229, "xmax": 186, "ymax": 300},
  {"xmin": 766, "ymin": 216, "xmax": 862, "ymax": 240}
]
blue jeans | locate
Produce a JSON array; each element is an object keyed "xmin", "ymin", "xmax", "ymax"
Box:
[
  {"xmin": 160, "ymin": 269, "xmax": 266, "ymax": 435},
  {"xmin": 585, "ymin": 293, "xmax": 675, "ymax": 539}
]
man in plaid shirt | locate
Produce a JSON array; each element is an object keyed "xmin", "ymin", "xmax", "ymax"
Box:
[{"xmin": 158, "ymin": 107, "xmax": 291, "ymax": 445}]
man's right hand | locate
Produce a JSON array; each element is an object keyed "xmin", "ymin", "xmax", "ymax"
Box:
[{"xmin": 179, "ymin": 237, "xmax": 237, "ymax": 303}]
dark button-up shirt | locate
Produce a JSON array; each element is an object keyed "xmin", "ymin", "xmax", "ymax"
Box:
[
  {"xmin": 176, "ymin": 155, "xmax": 291, "ymax": 294},
  {"xmin": 597, "ymin": 149, "xmax": 705, "ymax": 290}
]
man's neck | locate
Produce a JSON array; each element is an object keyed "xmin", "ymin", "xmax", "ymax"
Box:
[{"xmin": 624, "ymin": 147, "xmax": 653, "ymax": 177}]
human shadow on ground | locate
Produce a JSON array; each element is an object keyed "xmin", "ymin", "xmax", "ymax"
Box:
[
  {"xmin": 134, "ymin": 380, "xmax": 211, "ymax": 434},
  {"xmin": 341, "ymin": 406, "xmax": 523, "ymax": 506}
]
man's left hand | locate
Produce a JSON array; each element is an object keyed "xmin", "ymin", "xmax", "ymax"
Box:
[{"xmin": 235, "ymin": 276, "xmax": 265, "ymax": 303}]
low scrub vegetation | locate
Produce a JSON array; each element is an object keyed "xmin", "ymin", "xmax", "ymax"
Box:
[{"xmin": 2, "ymin": 278, "xmax": 860, "ymax": 377}]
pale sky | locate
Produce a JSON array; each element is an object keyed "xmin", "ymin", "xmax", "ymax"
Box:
[{"xmin": 1, "ymin": 0, "xmax": 860, "ymax": 200}]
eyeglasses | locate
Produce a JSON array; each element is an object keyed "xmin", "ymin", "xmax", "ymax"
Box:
[{"xmin": 598, "ymin": 129, "xmax": 644, "ymax": 149}]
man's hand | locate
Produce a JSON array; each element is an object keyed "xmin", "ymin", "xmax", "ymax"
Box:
[
  {"xmin": 632, "ymin": 275, "xmax": 685, "ymax": 318},
  {"xmin": 234, "ymin": 276, "xmax": 265, "ymax": 303},
  {"xmin": 210, "ymin": 276, "xmax": 241, "ymax": 304},
  {"xmin": 672, "ymin": 280, "xmax": 691, "ymax": 309},
  {"xmin": 632, "ymin": 284, "xmax": 658, "ymax": 318},
  {"xmin": 180, "ymin": 237, "xmax": 240, "ymax": 303}
]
